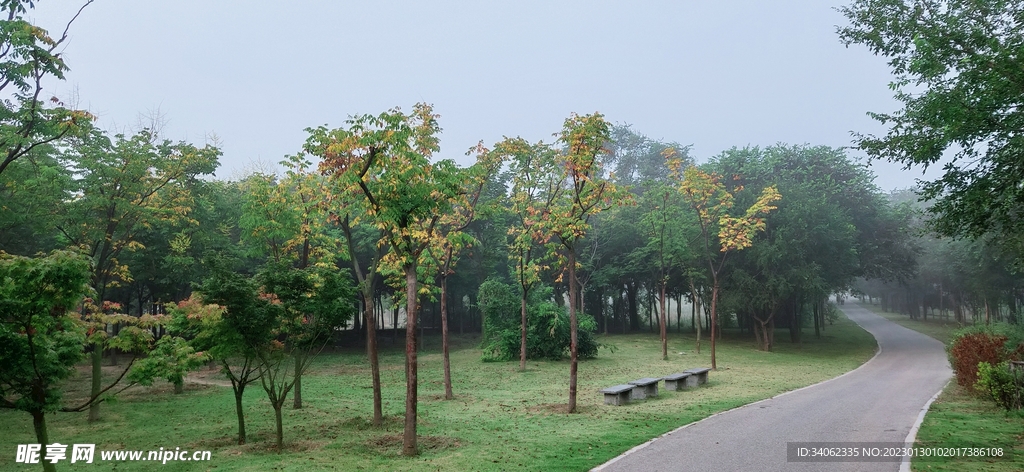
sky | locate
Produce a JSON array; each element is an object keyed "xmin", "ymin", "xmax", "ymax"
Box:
[{"xmin": 30, "ymin": 0, "xmax": 942, "ymax": 190}]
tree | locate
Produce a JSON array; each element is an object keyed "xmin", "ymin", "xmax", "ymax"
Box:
[
  {"xmin": 308, "ymin": 103, "xmax": 462, "ymax": 455},
  {"xmin": 194, "ymin": 266, "xmax": 277, "ymax": 446},
  {"xmin": 0, "ymin": 251, "xmax": 89, "ymax": 472},
  {"xmin": 57, "ymin": 127, "xmax": 219, "ymax": 421},
  {"xmin": 545, "ymin": 112, "xmax": 628, "ymax": 413},
  {"xmin": 423, "ymin": 143, "xmax": 500, "ymax": 399},
  {"xmin": 672, "ymin": 160, "xmax": 780, "ymax": 369},
  {"xmin": 239, "ymin": 154, "xmax": 344, "ymax": 409},
  {"xmin": 255, "ymin": 263, "xmax": 354, "ymax": 451},
  {"xmin": 838, "ymin": 0, "xmax": 1024, "ymax": 255},
  {"xmin": 0, "ymin": 0, "xmax": 94, "ymax": 177},
  {"xmin": 638, "ymin": 178, "xmax": 691, "ymax": 359},
  {"xmin": 499, "ymin": 137, "xmax": 560, "ymax": 371},
  {"xmin": 706, "ymin": 145, "xmax": 896, "ymax": 348}
]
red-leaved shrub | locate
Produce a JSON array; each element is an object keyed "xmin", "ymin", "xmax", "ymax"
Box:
[{"xmin": 949, "ymin": 333, "xmax": 1008, "ymax": 387}]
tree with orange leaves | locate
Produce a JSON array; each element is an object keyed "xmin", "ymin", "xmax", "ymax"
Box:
[
  {"xmin": 669, "ymin": 157, "xmax": 780, "ymax": 370},
  {"xmin": 544, "ymin": 112, "xmax": 630, "ymax": 413},
  {"xmin": 306, "ymin": 103, "xmax": 462, "ymax": 456}
]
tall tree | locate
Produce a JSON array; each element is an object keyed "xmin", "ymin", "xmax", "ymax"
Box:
[
  {"xmin": 423, "ymin": 143, "xmax": 500, "ymax": 399},
  {"xmin": 55, "ymin": 129, "xmax": 216, "ymax": 420},
  {"xmin": 239, "ymin": 154, "xmax": 344, "ymax": 409},
  {"xmin": 838, "ymin": 0, "xmax": 1024, "ymax": 256},
  {"xmin": 672, "ymin": 160, "xmax": 780, "ymax": 369},
  {"xmin": 58, "ymin": 127, "xmax": 219, "ymax": 421},
  {"xmin": 545, "ymin": 112, "xmax": 628, "ymax": 413},
  {"xmin": 308, "ymin": 103, "xmax": 462, "ymax": 455},
  {"xmin": 638, "ymin": 178, "xmax": 691, "ymax": 360},
  {"xmin": 500, "ymin": 137, "xmax": 560, "ymax": 371}
]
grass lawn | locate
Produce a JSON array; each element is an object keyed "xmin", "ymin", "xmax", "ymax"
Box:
[
  {"xmin": 2, "ymin": 313, "xmax": 875, "ymax": 471},
  {"xmin": 862, "ymin": 303, "xmax": 1024, "ymax": 471}
]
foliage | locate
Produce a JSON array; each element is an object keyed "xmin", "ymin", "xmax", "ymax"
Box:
[
  {"xmin": 309, "ymin": 102, "xmax": 463, "ymax": 455},
  {"xmin": 975, "ymin": 361, "xmax": 1024, "ymax": 411},
  {"xmin": 0, "ymin": 250, "xmax": 90, "ymax": 413},
  {"xmin": 0, "ymin": 148, "xmax": 70, "ymax": 254},
  {"xmin": 0, "ymin": 0, "xmax": 95, "ymax": 177},
  {"xmin": 947, "ymin": 326, "xmax": 1021, "ymax": 387},
  {"xmin": 239, "ymin": 154, "xmax": 342, "ymax": 267},
  {"xmin": 478, "ymin": 281, "xmax": 599, "ymax": 362},
  {"xmin": 128, "ymin": 336, "xmax": 209, "ymax": 393},
  {"xmin": 59, "ymin": 127, "xmax": 220, "ymax": 298},
  {"xmin": 257, "ymin": 262, "xmax": 355, "ymax": 350},
  {"xmin": 838, "ymin": 0, "xmax": 1024, "ymax": 256},
  {"xmin": 198, "ymin": 264, "xmax": 280, "ymax": 355}
]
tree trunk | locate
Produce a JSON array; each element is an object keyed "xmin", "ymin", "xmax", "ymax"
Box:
[
  {"xmin": 441, "ymin": 275, "xmax": 453, "ymax": 400},
  {"xmin": 677, "ymin": 293, "xmax": 682, "ymax": 333},
  {"xmin": 402, "ymin": 265, "xmax": 419, "ymax": 456},
  {"xmin": 520, "ymin": 293, "xmax": 528, "ymax": 372},
  {"xmin": 292, "ymin": 355, "xmax": 303, "ymax": 409},
  {"xmin": 567, "ymin": 250, "xmax": 579, "ymax": 414},
  {"xmin": 31, "ymin": 408, "xmax": 57, "ymax": 472},
  {"xmin": 660, "ymin": 282, "xmax": 668, "ymax": 360},
  {"xmin": 88, "ymin": 347, "xmax": 102, "ymax": 422},
  {"xmin": 813, "ymin": 299, "xmax": 820, "ymax": 338},
  {"xmin": 233, "ymin": 385, "xmax": 246, "ymax": 445},
  {"xmin": 690, "ymin": 281, "xmax": 702, "ymax": 355},
  {"xmin": 627, "ymin": 283, "xmax": 640, "ymax": 332},
  {"xmin": 173, "ymin": 379, "xmax": 184, "ymax": 394},
  {"xmin": 363, "ymin": 289, "xmax": 383, "ymax": 426},
  {"xmin": 710, "ymin": 281, "xmax": 719, "ymax": 370},
  {"xmin": 274, "ymin": 403, "xmax": 284, "ymax": 452}
]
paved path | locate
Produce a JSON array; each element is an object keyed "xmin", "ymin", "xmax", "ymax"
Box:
[{"xmin": 594, "ymin": 302, "xmax": 952, "ymax": 472}]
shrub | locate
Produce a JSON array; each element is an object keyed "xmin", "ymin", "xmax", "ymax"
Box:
[
  {"xmin": 975, "ymin": 362, "xmax": 1024, "ymax": 411},
  {"xmin": 949, "ymin": 332, "xmax": 1009, "ymax": 387},
  {"xmin": 948, "ymin": 323, "xmax": 1024, "ymax": 387},
  {"xmin": 477, "ymin": 280, "xmax": 599, "ymax": 362}
]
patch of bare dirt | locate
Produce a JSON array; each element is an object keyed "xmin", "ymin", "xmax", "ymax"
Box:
[{"xmin": 365, "ymin": 434, "xmax": 461, "ymax": 454}]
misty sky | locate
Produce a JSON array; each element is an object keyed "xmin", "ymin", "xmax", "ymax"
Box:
[{"xmin": 30, "ymin": 0, "xmax": 941, "ymax": 190}]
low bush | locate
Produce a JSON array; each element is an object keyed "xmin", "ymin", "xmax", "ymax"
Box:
[
  {"xmin": 975, "ymin": 361, "xmax": 1024, "ymax": 411},
  {"xmin": 478, "ymin": 279, "xmax": 599, "ymax": 362},
  {"xmin": 948, "ymin": 323, "xmax": 1024, "ymax": 387}
]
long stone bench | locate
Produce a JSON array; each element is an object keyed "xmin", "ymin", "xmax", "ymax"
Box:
[
  {"xmin": 683, "ymin": 367, "xmax": 711, "ymax": 385},
  {"xmin": 663, "ymin": 372, "xmax": 694, "ymax": 391},
  {"xmin": 600, "ymin": 384, "xmax": 634, "ymax": 406},
  {"xmin": 628, "ymin": 377, "xmax": 661, "ymax": 400}
]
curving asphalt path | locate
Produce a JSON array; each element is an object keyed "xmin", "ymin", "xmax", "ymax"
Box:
[{"xmin": 594, "ymin": 302, "xmax": 952, "ymax": 472}]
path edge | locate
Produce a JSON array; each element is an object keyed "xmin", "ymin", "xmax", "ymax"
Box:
[{"xmin": 591, "ymin": 304, "xmax": 883, "ymax": 471}]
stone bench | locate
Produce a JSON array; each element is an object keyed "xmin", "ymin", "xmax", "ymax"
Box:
[
  {"xmin": 600, "ymin": 384, "xmax": 634, "ymax": 406},
  {"xmin": 628, "ymin": 377, "xmax": 661, "ymax": 400},
  {"xmin": 663, "ymin": 372, "xmax": 694, "ymax": 391},
  {"xmin": 683, "ymin": 367, "xmax": 711, "ymax": 385}
]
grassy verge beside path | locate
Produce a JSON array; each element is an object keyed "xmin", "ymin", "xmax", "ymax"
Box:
[
  {"xmin": 1, "ymin": 312, "xmax": 875, "ymax": 471},
  {"xmin": 862, "ymin": 303, "xmax": 1024, "ymax": 472}
]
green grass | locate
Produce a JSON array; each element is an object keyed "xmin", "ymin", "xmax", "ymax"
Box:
[
  {"xmin": 1, "ymin": 314, "xmax": 876, "ymax": 471},
  {"xmin": 861, "ymin": 303, "xmax": 1024, "ymax": 471}
]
